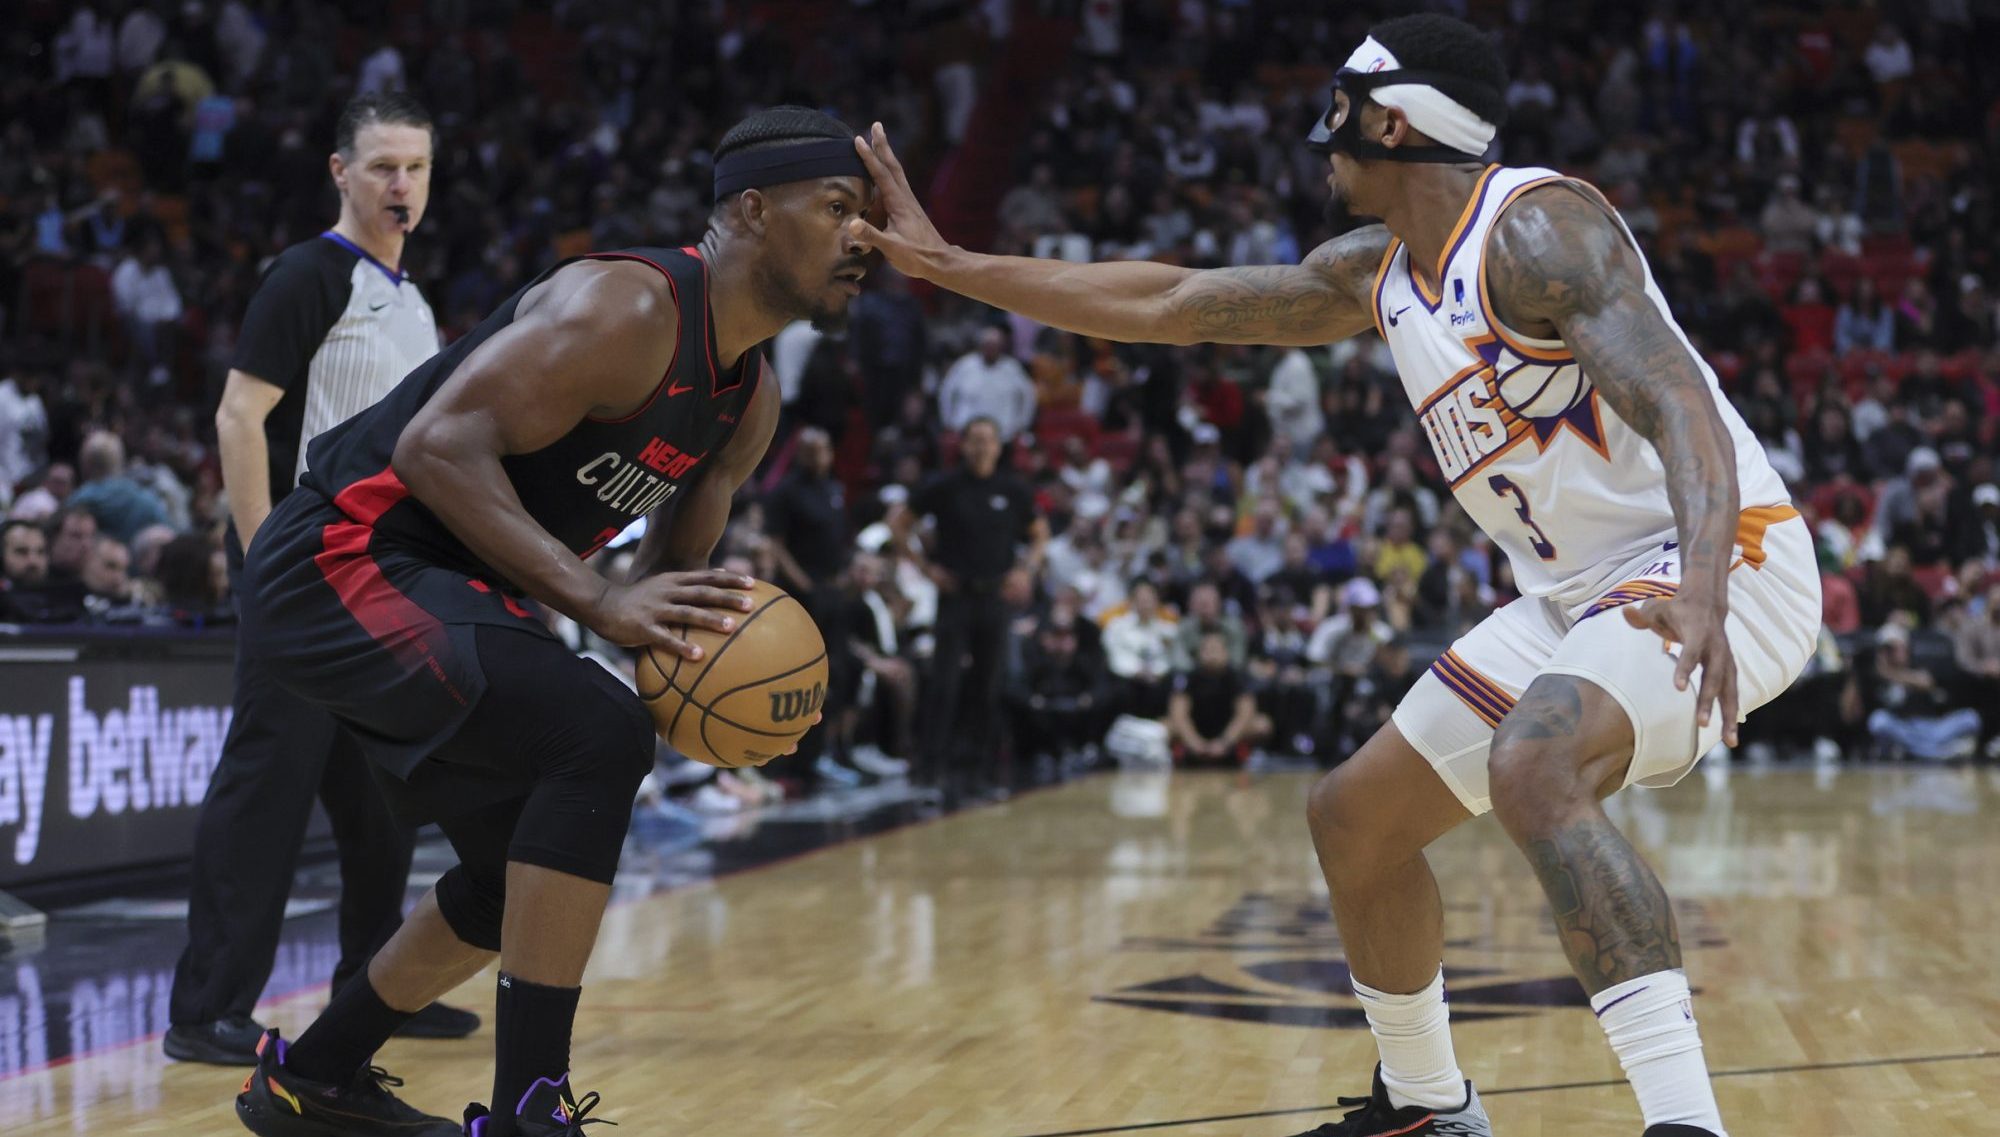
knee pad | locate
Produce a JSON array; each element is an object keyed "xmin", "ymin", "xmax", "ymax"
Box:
[{"xmin": 434, "ymin": 862, "xmax": 506, "ymax": 952}]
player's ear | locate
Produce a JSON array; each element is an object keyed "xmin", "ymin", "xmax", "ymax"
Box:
[
  {"xmin": 328, "ymin": 151, "xmax": 348, "ymax": 193},
  {"xmin": 739, "ymin": 188, "xmax": 771, "ymax": 238},
  {"xmin": 1379, "ymin": 105, "xmax": 1411, "ymax": 150}
]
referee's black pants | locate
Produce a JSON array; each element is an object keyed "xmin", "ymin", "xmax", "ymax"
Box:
[
  {"xmin": 169, "ymin": 531, "xmax": 413, "ymax": 1026},
  {"xmin": 922, "ymin": 583, "xmax": 1011, "ymax": 793}
]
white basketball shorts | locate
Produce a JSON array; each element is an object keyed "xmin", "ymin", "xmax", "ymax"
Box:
[{"xmin": 1391, "ymin": 506, "xmax": 1821, "ymax": 815}]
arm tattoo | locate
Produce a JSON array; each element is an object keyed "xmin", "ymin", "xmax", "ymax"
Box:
[
  {"xmin": 1171, "ymin": 225, "xmax": 1391, "ymax": 345},
  {"xmin": 1527, "ymin": 817, "xmax": 1682, "ymax": 995},
  {"xmin": 1486, "ymin": 187, "xmax": 1741, "ymax": 598}
]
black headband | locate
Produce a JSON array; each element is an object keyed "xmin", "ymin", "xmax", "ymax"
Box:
[{"xmin": 713, "ymin": 138, "xmax": 870, "ymax": 202}]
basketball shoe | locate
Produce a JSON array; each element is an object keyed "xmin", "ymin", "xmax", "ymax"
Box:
[
  {"xmin": 235, "ymin": 1030, "xmax": 459, "ymax": 1136},
  {"xmin": 462, "ymin": 1074, "xmax": 609, "ymax": 1135},
  {"xmin": 1642, "ymin": 1127, "xmax": 1721, "ymax": 1136},
  {"xmin": 1283, "ymin": 1065, "xmax": 1492, "ymax": 1136}
]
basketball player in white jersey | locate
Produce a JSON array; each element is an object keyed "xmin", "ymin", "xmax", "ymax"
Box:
[{"xmin": 845, "ymin": 14, "xmax": 1816, "ymax": 1137}]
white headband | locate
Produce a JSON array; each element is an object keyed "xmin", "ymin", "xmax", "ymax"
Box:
[{"xmin": 1342, "ymin": 36, "xmax": 1497, "ymax": 157}]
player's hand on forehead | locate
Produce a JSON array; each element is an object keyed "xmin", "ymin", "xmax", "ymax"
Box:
[{"xmin": 847, "ymin": 122, "xmax": 948, "ymax": 277}]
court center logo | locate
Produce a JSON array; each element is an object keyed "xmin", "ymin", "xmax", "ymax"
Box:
[{"xmin": 1095, "ymin": 891, "xmax": 1597, "ymax": 1030}]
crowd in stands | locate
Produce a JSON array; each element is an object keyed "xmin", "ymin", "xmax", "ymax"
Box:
[{"xmin": 5, "ymin": 2, "xmax": 2000, "ymax": 796}]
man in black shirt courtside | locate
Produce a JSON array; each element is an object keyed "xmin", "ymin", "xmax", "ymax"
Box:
[{"xmin": 909, "ymin": 416, "xmax": 1047, "ymax": 800}]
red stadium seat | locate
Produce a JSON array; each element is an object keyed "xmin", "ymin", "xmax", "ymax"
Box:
[
  {"xmin": 1034, "ymin": 408, "xmax": 1100, "ymax": 447},
  {"xmin": 1784, "ymin": 348, "xmax": 1835, "ymax": 394},
  {"xmin": 1092, "ymin": 431, "xmax": 1141, "ymax": 472},
  {"xmin": 1910, "ymin": 564, "xmax": 1953, "ymax": 601},
  {"xmin": 1939, "ymin": 349, "xmax": 1982, "ymax": 383},
  {"xmin": 1861, "ymin": 234, "xmax": 1913, "ymax": 258}
]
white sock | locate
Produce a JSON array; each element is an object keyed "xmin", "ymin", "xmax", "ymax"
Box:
[
  {"xmin": 1591, "ymin": 970, "xmax": 1728, "ymax": 1136},
  {"xmin": 1352, "ymin": 967, "xmax": 1467, "ymax": 1111}
]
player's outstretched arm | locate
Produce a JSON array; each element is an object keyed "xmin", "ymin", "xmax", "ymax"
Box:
[
  {"xmin": 848, "ymin": 123, "xmax": 1386, "ymax": 347},
  {"xmin": 1487, "ymin": 184, "xmax": 1744, "ymax": 742},
  {"xmin": 393, "ymin": 260, "xmax": 754, "ymax": 655}
]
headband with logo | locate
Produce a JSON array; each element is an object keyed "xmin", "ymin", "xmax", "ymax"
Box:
[
  {"xmin": 1306, "ymin": 36, "xmax": 1503, "ymax": 163},
  {"xmin": 713, "ymin": 137, "xmax": 871, "ymax": 203}
]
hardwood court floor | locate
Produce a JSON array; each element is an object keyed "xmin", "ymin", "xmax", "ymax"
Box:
[{"xmin": 18, "ymin": 765, "xmax": 2000, "ymax": 1135}]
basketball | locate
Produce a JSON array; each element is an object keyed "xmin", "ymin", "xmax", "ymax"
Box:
[{"xmin": 634, "ymin": 580, "xmax": 828, "ymax": 768}]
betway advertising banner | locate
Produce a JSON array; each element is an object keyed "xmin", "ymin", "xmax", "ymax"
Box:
[{"xmin": 0, "ymin": 660, "xmax": 236, "ymax": 889}]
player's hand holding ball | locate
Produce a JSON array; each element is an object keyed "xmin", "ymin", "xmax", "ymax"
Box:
[
  {"xmin": 628, "ymin": 578, "xmax": 829, "ymax": 768},
  {"xmin": 590, "ymin": 568, "xmax": 759, "ymax": 659}
]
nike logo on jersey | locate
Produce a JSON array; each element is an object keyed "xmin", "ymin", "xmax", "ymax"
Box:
[
  {"xmin": 368, "ymin": 301, "xmax": 390, "ymax": 312},
  {"xmin": 666, "ymin": 380, "xmax": 695, "ymax": 397},
  {"xmin": 1388, "ymin": 306, "xmax": 1411, "ymax": 326}
]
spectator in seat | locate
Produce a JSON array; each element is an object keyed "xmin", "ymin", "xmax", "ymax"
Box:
[
  {"xmin": 939, "ymin": 327, "xmax": 1037, "ymax": 443},
  {"xmin": 1874, "ymin": 445, "xmax": 1945, "ymax": 547},
  {"xmin": 832, "ymin": 552, "xmax": 916, "ymax": 779},
  {"xmin": 1888, "ymin": 472, "xmax": 1956, "ymax": 566},
  {"xmin": 1175, "ymin": 579, "xmax": 1247, "ymax": 671},
  {"xmin": 1, "ymin": 518, "xmax": 83, "ymax": 623},
  {"xmin": 1952, "ymin": 582, "xmax": 2000, "ymax": 761},
  {"xmin": 45, "ymin": 506, "xmax": 100, "ymax": 581},
  {"xmin": 1835, "ymin": 276, "xmax": 1896, "ymax": 356},
  {"xmin": 80, "ymin": 533, "xmax": 144, "ymax": 621},
  {"xmin": 1866, "ymin": 622, "xmax": 1980, "ymax": 762},
  {"xmin": 848, "ymin": 266, "xmax": 928, "ymax": 433},
  {"xmin": 1373, "ymin": 508, "xmax": 1429, "ymax": 584},
  {"xmin": 1103, "ymin": 577, "xmax": 1181, "ymax": 719},
  {"xmin": 1758, "ymin": 174, "xmax": 1816, "ymax": 254},
  {"xmin": 7, "ymin": 462, "xmax": 74, "ymax": 523},
  {"xmin": 997, "ymin": 163, "xmax": 1066, "ymax": 238},
  {"xmin": 1265, "ymin": 531, "xmax": 1328, "ymax": 614},
  {"xmin": 1226, "ymin": 501, "xmax": 1286, "ymax": 584},
  {"xmin": 1308, "ymin": 577, "xmax": 1398, "ymax": 681},
  {"xmin": 155, "ymin": 531, "xmax": 230, "ymax": 623},
  {"xmin": 1893, "ymin": 276, "xmax": 1937, "ymax": 349},
  {"xmin": 1856, "ymin": 546, "xmax": 1934, "ymax": 628},
  {"xmin": 1956, "ymin": 483, "xmax": 2000, "ymax": 566},
  {"xmin": 1009, "ymin": 616, "xmax": 1109, "ymax": 773},
  {"xmin": 1335, "ymin": 636, "xmax": 1421, "ymax": 757},
  {"xmin": 66, "ymin": 430, "xmax": 169, "ymax": 543},
  {"xmin": 1166, "ymin": 630, "xmax": 1270, "ymax": 768},
  {"xmin": 110, "ymin": 237, "xmax": 184, "ymax": 383},
  {"xmin": 1820, "ymin": 559, "xmax": 1862, "ymax": 635},
  {"xmin": 1781, "ymin": 277, "xmax": 1836, "ymax": 355}
]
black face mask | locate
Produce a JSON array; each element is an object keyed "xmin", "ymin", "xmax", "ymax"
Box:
[{"xmin": 1305, "ymin": 66, "xmax": 1504, "ymax": 165}]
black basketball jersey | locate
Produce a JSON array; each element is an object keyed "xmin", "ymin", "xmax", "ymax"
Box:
[{"xmin": 298, "ymin": 246, "xmax": 761, "ymax": 580}]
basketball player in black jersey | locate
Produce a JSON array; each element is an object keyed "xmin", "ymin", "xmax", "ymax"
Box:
[{"xmin": 230, "ymin": 106, "xmax": 870, "ymax": 1137}]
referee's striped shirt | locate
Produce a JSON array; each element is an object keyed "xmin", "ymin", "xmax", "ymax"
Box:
[{"xmin": 231, "ymin": 231, "xmax": 439, "ymax": 496}]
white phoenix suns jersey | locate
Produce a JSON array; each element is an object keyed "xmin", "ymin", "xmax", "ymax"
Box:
[{"xmin": 1370, "ymin": 164, "xmax": 1790, "ymax": 605}]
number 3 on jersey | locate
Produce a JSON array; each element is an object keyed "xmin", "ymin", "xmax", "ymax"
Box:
[{"xmin": 1488, "ymin": 475, "xmax": 1557, "ymax": 560}]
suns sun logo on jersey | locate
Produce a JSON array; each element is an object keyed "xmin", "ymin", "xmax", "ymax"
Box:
[{"xmin": 1415, "ymin": 342, "xmax": 1610, "ymax": 489}]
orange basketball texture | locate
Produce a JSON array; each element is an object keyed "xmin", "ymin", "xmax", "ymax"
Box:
[{"xmin": 634, "ymin": 580, "xmax": 828, "ymax": 768}]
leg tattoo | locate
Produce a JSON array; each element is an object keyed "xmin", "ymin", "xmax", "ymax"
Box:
[{"xmin": 1527, "ymin": 817, "xmax": 1681, "ymax": 995}]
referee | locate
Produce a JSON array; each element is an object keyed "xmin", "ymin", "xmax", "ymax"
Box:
[
  {"xmin": 908, "ymin": 416, "xmax": 1047, "ymax": 801},
  {"xmin": 166, "ymin": 92, "xmax": 477, "ymax": 1064}
]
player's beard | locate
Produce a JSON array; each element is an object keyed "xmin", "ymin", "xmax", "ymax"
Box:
[
  {"xmin": 1322, "ymin": 173, "xmax": 1368, "ymax": 234},
  {"xmin": 808, "ymin": 295, "xmax": 852, "ymax": 334},
  {"xmin": 760, "ymin": 262, "xmax": 852, "ymax": 334}
]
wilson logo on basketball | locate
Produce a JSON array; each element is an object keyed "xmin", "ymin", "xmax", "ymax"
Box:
[{"xmin": 768, "ymin": 682, "xmax": 825, "ymax": 724}]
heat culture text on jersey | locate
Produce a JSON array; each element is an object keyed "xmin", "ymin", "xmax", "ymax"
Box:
[{"xmin": 574, "ymin": 436, "xmax": 706, "ymax": 519}]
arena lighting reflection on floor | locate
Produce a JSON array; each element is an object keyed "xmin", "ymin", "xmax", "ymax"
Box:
[{"xmin": 0, "ymin": 781, "xmax": 942, "ymax": 1081}]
